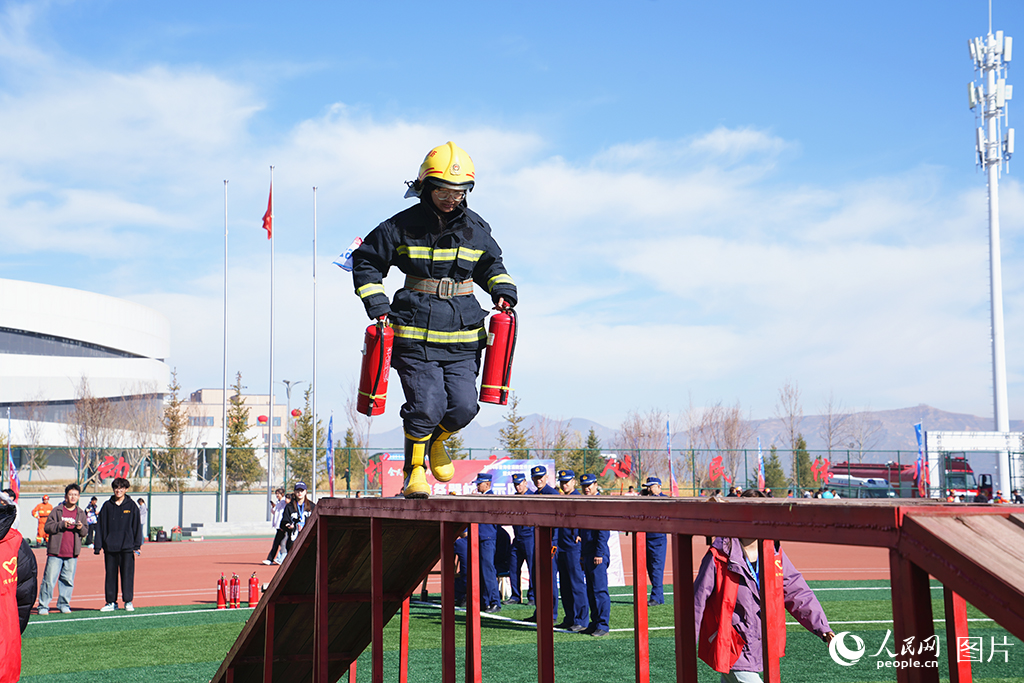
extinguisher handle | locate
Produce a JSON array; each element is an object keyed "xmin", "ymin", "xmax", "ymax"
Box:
[
  {"xmin": 494, "ymin": 297, "xmax": 511, "ymax": 311},
  {"xmin": 376, "ymin": 315, "xmax": 389, "ymax": 325}
]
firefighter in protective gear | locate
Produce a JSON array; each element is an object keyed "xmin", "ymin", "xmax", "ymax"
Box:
[
  {"xmin": 352, "ymin": 142, "xmax": 517, "ymax": 499},
  {"xmin": 31, "ymin": 496, "xmax": 52, "ymax": 547}
]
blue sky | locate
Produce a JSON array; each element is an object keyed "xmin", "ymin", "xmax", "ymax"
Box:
[{"xmin": 2, "ymin": 0, "xmax": 1023, "ymax": 438}]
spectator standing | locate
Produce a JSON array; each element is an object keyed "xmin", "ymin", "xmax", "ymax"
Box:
[
  {"xmin": 137, "ymin": 497, "xmax": 148, "ymax": 542},
  {"xmin": 31, "ymin": 495, "xmax": 52, "ymax": 546},
  {"xmin": 94, "ymin": 477, "xmax": 143, "ymax": 612},
  {"xmin": 643, "ymin": 476, "xmax": 668, "ymax": 605},
  {"xmin": 37, "ymin": 483, "xmax": 88, "ymax": 614},
  {"xmin": 505, "ymin": 473, "xmax": 534, "ymax": 605},
  {"xmin": 281, "ymin": 483, "xmax": 313, "ymax": 554},
  {"xmin": 2, "ymin": 490, "xmax": 37, "ymax": 634},
  {"xmin": 263, "ymin": 488, "xmax": 288, "ymax": 565},
  {"xmin": 693, "ymin": 490, "xmax": 835, "ymax": 681},
  {"xmin": 84, "ymin": 497, "xmax": 98, "ymax": 547},
  {"xmin": 0, "ymin": 493, "xmax": 29, "ymax": 683},
  {"xmin": 580, "ymin": 474, "xmax": 610, "ymax": 637},
  {"xmin": 1012, "ymin": 489, "xmax": 1023, "ymax": 504},
  {"xmin": 555, "ymin": 469, "xmax": 588, "ymax": 632}
]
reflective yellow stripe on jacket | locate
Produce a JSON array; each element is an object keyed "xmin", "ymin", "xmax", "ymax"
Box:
[
  {"xmin": 391, "ymin": 325, "xmax": 487, "ymax": 344},
  {"xmin": 487, "ymin": 274, "xmax": 515, "ymax": 290},
  {"xmin": 357, "ymin": 283, "xmax": 385, "ymax": 299},
  {"xmin": 396, "ymin": 245, "xmax": 485, "ymax": 265}
]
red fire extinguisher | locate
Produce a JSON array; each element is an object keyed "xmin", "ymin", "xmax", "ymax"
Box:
[
  {"xmin": 248, "ymin": 573, "xmax": 260, "ymax": 607},
  {"xmin": 480, "ymin": 308, "xmax": 517, "ymax": 405},
  {"xmin": 357, "ymin": 320, "xmax": 393, "ymax": 416},
  {"xmin": 216, "ymin": 573, "xmax": 227, "ymax": 610},
  {"xmin": 229, "ymin": 573, "xmax": 241, "ymax": 609}
]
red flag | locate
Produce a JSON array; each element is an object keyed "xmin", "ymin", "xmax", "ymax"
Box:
[{"xmin": 262, "ymin": 183, "xmax": 273, "ymax": 239}]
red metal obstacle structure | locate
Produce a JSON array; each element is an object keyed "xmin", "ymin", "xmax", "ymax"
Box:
[{"xmin": 210, "ymin": 496, "xmax": 1024, "ymax": 683}]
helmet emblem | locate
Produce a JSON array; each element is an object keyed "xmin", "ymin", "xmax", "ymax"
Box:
[{"xmin": 450, "ymin": 162, "xmax": 461, "ymax": 175}]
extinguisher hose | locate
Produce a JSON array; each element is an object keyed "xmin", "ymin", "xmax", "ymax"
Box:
[
  {"xmin": 365, "ymin": 320, "xmax": 386, "ymax": 416},
  {"xmin": 500, "ymin": 308, "xmax": 518, "ymax": 403}
]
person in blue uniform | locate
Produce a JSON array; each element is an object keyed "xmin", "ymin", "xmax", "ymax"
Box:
[
  {"xmin": 526, "ymin": 465, "xmax": 559, "ymax": 623},
  {"xmin": 453, "ymin": 528, "xmax": 468, "ymax": 607},
  {"xmin": 555, "ymin": 469, "xmax": 589, "ymax": 632},
  {"xmin": 352, "ymin": 142, "xmax": 517, "ymax": 499},
  {"xmin": 473, "ymin": 473, "xmax": 501, "ymax": 613},
  {"xmin": 642, "ymin": 476, "xmax": 668, "ymax": 605},
  {"xmin": 579, "ymin": 474, "xmax": 610, "ymax": 636},
  {"xmin": 505, "ymin": 473, "xmax": 534, "ymax": 605}
]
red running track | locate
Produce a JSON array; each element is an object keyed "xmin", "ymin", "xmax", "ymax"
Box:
[{"xmin": 30, "ymin": 535, "xmax": 889, "ymax": 612}]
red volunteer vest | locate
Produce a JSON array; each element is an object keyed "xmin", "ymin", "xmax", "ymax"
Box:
[
  {"xmin": 0, "ymin": 529, "xmax": 23, "ymax": 683},
  {"xmin": 698, "ymin": 544, "xmax": 786, "ymax": 673}
]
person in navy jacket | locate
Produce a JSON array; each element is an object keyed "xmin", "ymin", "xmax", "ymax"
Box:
[
  {"xmin": 526, "ymin": 465, "xmax": 559, "ymax": 624},
  {"xmin": 506, "ymin": 473, "xmax": 534, "ymax": 605},
  {"xmin": 555, "ymin": 469, "xmax": 588, "ymax": 632},
  {"xmin": 472, "ymin": 473, "xmax": 501, "ymax": 613},
  {"xmin": 580, "ymin": 473, "xmax": 610, "ymax": 636},
  {"xmin": 642, "ymin": 476, "xmax": 668, "ymax": 606}
]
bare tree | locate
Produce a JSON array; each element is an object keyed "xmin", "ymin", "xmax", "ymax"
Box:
[
  {"xmin": 20, "ymin": 398, "xmax": 49, "ymax": 479},
  {"xmin": 701, "ymin": 401, "xmax": 755, "ymax": 486},
  {"xmin": 847, "ymin": 406, "xmax": 884, "ymax": 462},
  {"xmin": 775, "ymin": 380, "xmax": 803, "ymax": 450},
  {"xmin": 531, "ymin": 416, "xmax": 581, "ymax": 467},
  {"xmin": 615, "ymin": 409, "xmax": 668, "ymax": 483},
  {"xmin": 818, "ymin": 390, "xmax": 852, "ymax": 456},
  {"xmin": 64, "ymin": 376, "xmax": 118, "ymax": 491}
]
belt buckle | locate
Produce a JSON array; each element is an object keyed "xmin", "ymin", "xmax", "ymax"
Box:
[{"xmin": 436, "ymin": 277, "xmax": 455, "ymax": 300}]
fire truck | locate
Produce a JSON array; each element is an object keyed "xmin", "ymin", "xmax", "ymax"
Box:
[{"xmin": 829, "ymin": 455, "xmax": 992, "ymax": 499}]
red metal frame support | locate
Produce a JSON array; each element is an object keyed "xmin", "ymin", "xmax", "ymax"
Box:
[
  {"xmin": 263, "ymin": 601, "xmax": 275, "ymax": 683},
  {"xmin": 889, "ymin": 549, "xmax": 938, "ymax": 683},
  {"xmin": 535, "ymin": 526, "xmax": 555, "ymax": 683},
  {"xmin": 315, "ymin": 519, "xmax": 329, "ymax": 683},
  {"xmin": 672, "ymin": 534, "xmax": 698, "ymax": 683},
  {"xmin": 944, "ymin": 587, "xmax": 972, "ymax": 683},
  {"xmin": 466, "ymin": 523, "xmax": 482, "ymax": 683},
  {"xmin": 441, "ymin": 522, "xmax": 457, "ymax": 683},
  {"xmin": 400, "ymin": 597, "xmax": 410, "ymax": 683},
  {"xmin": 758, "ymin": 540, "xmax": 782, "ymax": 683},
  {"xmin": 371, "ymin": 517, "xmax": 384, "ymax": 683},
  {"xmin": 632, "ymin": 531, "xmax": 650, "ymax": 683}
]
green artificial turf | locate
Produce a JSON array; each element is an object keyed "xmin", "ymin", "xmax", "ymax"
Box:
[{"xmin": 18, "ymin": 582, "xmax": 1024, "ymax": 682}]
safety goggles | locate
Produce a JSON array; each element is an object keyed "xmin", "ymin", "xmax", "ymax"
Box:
[{"xmin": 432, "ymin": 189, "xmax": 466, "ymax": 201}]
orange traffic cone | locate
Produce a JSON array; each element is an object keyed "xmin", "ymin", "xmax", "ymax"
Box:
[{"xmin": 216, "ymin": 574, "xmax": 227, "ymax": 609}]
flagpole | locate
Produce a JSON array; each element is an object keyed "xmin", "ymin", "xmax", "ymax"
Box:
[
  {"xmin": 267, "ymin": 166, "xmax": 276, "ymax": 521},
  {"xmin": 219, "ymin": 180, "xmax": 229, "ymax": 523},
  {"xmin": 312, "ymin": 186, "xmax": 318, "ymax": 502}
]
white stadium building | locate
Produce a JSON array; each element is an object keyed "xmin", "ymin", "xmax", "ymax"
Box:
[{"xmin": 0, "ymin": 278, "xmax": 170, "ymax": 447}]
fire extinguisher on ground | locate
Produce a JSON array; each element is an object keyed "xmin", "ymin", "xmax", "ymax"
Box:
[
  {"xmin": 248, "ymin": 573, "xmax": 260, "ymax": 607},
  {"xmin": 229, "ymin": 573, "xmax": 241, "ymax": 609},
  {"xmin": 357, "ymin": 320, "xmax": 393, "ymax": 416},
  {"xmin": 480, "ymin": 308, "xmax": 517, "ymax": 405}
]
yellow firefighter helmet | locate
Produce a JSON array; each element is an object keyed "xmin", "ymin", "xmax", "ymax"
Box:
[{"xmin": 417, "ymin": 141, "xmax": 476, "ymax": 190}]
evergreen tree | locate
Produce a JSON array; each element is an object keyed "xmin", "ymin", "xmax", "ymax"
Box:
[
  {"xmin": 497, "ymin": 393, "xmax": 530, "ymax": 458},
  {"xmin": 764, "ymin": 445, "xmax": 789, "ymax": 492},
  {"xmin": 445, "ymin": 432, "xmax": 469, "ymax": 459},
  {"xmin": 286, "ymin": 386, "xmax": 325, "ymax": 488},
  {"xmin": 791, "ymin": 434, "xmax": 814, "ymax": 492},
  {"xmin": 156, "ymin": 368, "xmax": 193, "ymax": 491},
  {"xmin": 566, "ymin": 427, "xmax": 602, "ymax": 478},
  {"xmin": 340, "ymin": 428, "xmax": 365, "ymax": 492},
  {"xmin": 224, "ymin": 372, "xmax": 263, "ymax": 490}
]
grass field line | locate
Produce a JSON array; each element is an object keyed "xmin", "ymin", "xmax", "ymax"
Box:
[
  {"xmin": 606, "ymin": 585, "xmax": 944, "ymax": 597},
  {"xmin": 409, "ymin": 601, "xmax": 994, "ymax": 633},
  {"xmin": 25, "ymin": 606, "xmax": 254, "ymax": 626}
]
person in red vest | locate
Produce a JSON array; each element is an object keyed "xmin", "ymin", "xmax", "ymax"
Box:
[
  {"xmin": 1, "ymin": 489, "xmax": 30, "ymax": 682},
  {"xmin": 693, "ymin": 490, "xmax": 834, "ymax": 682}
]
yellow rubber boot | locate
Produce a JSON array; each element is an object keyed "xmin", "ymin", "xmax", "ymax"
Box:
[
  {"xmin": 403, "ymin": 434, "xmax": 431, "ymax": 499},
  {"xmin": 427, "ymin": 426, "xmax": 456, "ymax": 482}
]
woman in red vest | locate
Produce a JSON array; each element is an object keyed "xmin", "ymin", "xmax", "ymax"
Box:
[{"xmin": 693, "ymin": 490, "xmax": 835, "ymax": 682}]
